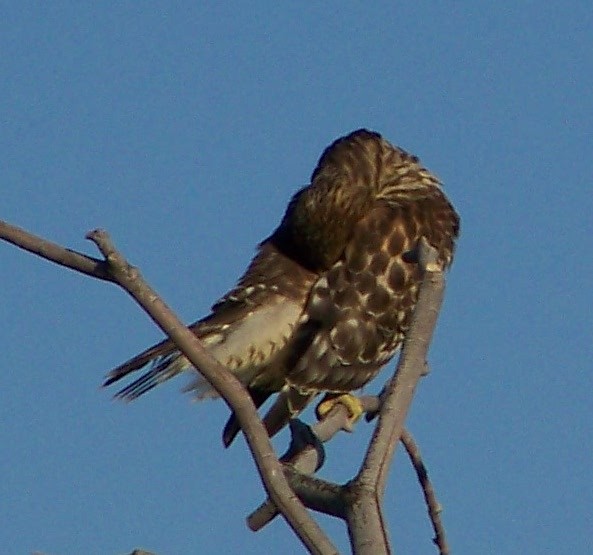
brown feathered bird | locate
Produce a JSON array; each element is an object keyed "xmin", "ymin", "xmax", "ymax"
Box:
[{"xmin": 104, "ymin": 129, "xmax": 460, "ymax": 446}]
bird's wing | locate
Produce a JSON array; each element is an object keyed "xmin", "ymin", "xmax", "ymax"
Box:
[{"xmin": 103, "ymin": 241, "xmax": 315, "ymax": 400}]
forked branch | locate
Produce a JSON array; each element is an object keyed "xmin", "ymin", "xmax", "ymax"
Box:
[
  {"xmin": 1, "ymin": 220, "xmax": 338, "ymax": 555},
  {"xmin": 247, "ymin": 238, "xmax": 449, "ymax": 554},
  {"xmin": 1, "ymin": 221, "xmax": 449, "ymax": 554}
]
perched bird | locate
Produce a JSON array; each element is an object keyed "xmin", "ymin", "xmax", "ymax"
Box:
[{"xmin": 104, "ymin": 129, "xmax": 460, "ymax": 446}]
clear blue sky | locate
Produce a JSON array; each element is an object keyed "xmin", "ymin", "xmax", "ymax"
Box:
[{"xmin": 1, "ymin": 3, "xmax": 592, "ymax": 554}]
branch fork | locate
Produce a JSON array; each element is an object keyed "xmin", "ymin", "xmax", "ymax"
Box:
[{"xmin": 1, "ymin": 221, "xmax": 450, "ymax": 555}]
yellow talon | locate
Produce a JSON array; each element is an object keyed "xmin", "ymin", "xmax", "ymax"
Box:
[{"xmin": 316, "ymin": 393, "xmax": 364, "ymax": 432}]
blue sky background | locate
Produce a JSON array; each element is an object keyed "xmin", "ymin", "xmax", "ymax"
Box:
[{"xmin": 1, "ymin": 3, "xmax": 592, "ymax": 554}]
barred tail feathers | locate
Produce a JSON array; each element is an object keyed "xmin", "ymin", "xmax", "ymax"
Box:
[{"xmin": 111, "ymin": 352, "xmax": 193, "ymax": 401}]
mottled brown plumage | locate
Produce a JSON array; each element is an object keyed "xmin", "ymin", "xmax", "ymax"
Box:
[{"xmin": 104, "ymin": 129, "xmax": 460, "ymax": 446}]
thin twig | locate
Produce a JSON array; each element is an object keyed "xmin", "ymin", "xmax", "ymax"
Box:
[
  {"xmin": 400, "ymin": 430, "xmax": 449, "ymax": 555},
  {"xmin": 0, "ymin": 220, "xmax": 113, "ymax": 281}
]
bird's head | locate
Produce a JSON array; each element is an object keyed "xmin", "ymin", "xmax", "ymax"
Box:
[{"xmin": 275, "ymin": 129, "xmax": 443, "ymax": 271}]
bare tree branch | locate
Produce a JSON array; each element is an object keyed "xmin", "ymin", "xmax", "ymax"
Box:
[
  {"xmin": 85, "ymin": 229, "xmax": 339, "ymax": 555},
  {"xmin": 1, "ymin": 222, "xmax": 338, "ymax": 555},
  {"xmin": 345, "ymin": 238, "xmax": 446, "ymax": 555},
  {"xmin": 0, "ymin": 220, "xmax": 113, "ymax": 281},
  {"xmin": 3, "ymin": 222, "xmax": 451, "ymax": 554},
  {"xmin": 357, "ymin": 237, "xmax": 444, "ymax": 492},
  {"xmin": 400, "ymin": 429, "xmax": 449, "ymax": 555},
  {"xmin": 248, "ymin": 396, "xmax": 380, "ymax": 531},
  {"xmin": 248, "ymin": 239, "xmax": 449, "ymax": 555}
]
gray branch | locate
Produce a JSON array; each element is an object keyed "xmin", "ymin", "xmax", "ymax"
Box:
[
  {"xmin": 2, "ymin": 221, "xmax": 338, "ymax": 555},
  {"xmin": 3, "ymin": 222, "xmax": 449, "ymax": 555}
]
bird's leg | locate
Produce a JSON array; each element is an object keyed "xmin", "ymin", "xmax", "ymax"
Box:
[
  {"xmin": 262, "ymin": 387, "xmax": 316, "ymax": 440},
  {"xmin": 286, "ymin": 387, "xmax": 306, "ymax": 418},
  {"xmin": 315, "ymin": 393, "xmax": 364, "ymax": 432}
]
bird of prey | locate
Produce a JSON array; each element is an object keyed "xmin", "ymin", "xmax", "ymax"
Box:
[{"xmin": 104, "ymin": 129, "xmax": 460, "ymax": 446}]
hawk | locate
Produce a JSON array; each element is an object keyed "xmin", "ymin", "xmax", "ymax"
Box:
[{"xmin": 104, "ymin": 129, "xmax": 460, "ymax": 446}]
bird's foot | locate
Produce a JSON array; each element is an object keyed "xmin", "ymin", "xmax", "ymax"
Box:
[{"xmin": 315, "ymin": 393, "xmax": 364, "ymax": 432}]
